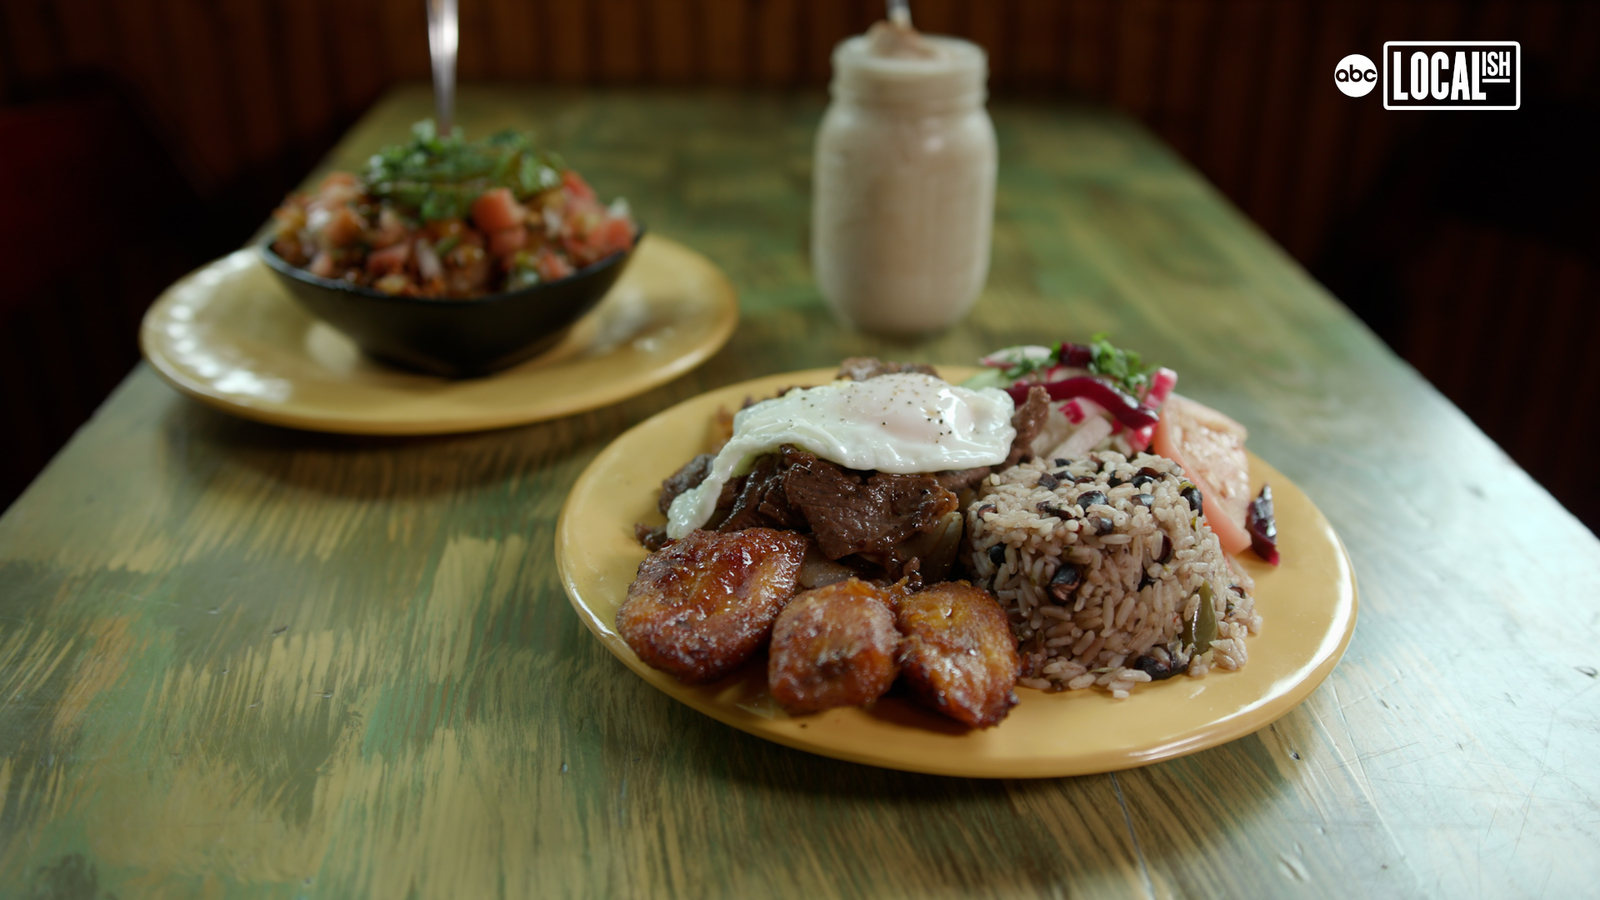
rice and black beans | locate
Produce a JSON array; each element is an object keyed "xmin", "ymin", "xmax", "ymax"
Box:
[{"xmin": 968, "ymin": 451, "xmax": 1261, "ymax": 698}]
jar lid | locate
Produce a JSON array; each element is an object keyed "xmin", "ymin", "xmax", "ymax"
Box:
[{"xmin": 831, "ymin": 33, "xmax": 988, "ymax": 110}]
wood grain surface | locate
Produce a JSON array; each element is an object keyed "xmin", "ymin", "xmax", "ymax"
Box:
[{"xmin": 2, "ymin": 86, "xmax": 1598, "ymax": 899}]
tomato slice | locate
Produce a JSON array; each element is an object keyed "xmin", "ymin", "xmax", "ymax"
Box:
[{"xmin": 1151, "ymin": 393, "xmax": 1253, "ymax": 555}]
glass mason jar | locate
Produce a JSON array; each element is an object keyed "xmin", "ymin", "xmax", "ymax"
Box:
[{"xmin": 812, "ymin": 32, "xmax": 996, "ymax": 336}]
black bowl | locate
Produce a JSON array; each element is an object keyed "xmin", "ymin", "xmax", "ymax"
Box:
[{"xmin": 260, "ymin": 230, "xmax": 641, "ymax": 378}]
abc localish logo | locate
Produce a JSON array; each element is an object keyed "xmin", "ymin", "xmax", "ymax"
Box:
[{"xmin": 1381, "ymin": 41, "xmax": 1520, "ymax": 110}]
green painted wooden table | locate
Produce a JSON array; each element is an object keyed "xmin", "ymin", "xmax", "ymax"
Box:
[{"xmin": 4, "ymin": 86, "xmax": 1598, "ymax": 899}]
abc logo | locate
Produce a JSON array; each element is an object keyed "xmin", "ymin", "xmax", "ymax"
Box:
[{"xmin": 1335, "ymin": 53, "xmax": 1378, "ymax": 97}]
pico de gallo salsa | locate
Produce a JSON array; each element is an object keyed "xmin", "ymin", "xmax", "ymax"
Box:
[{"xmin": 269, "ymin": 121, "xmax": 637, "ymax": 299}]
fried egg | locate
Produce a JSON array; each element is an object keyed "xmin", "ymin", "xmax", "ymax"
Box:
[{"xmin": 666, "ymin": 373, "xmax": 1016, "ymax": 538}]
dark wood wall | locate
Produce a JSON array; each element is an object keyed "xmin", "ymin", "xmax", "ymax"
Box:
[{"xmin": 2, "ymin": 0, "xmax": 1596, "ymax": 531}]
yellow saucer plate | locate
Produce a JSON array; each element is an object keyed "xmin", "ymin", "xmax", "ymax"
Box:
[
  {"xmin": 140, "ymin": 234, "xmax": 738, "ymax": 434},
  {"xmin": 556, "ymin": 368, "xmax": 1358, "ymax": 778}
]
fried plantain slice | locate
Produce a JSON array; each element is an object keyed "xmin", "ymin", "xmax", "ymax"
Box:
[
  {"xmin": 768, "ymin": 578, "xmax": 900, "ymax": 715},
  {"xmin": 895, "ymin": 581, "xmax": 1022, "ymax": 728},
  {"xmin": 616, "ymin": 528, "xmax": 809, "ymax": 685}
]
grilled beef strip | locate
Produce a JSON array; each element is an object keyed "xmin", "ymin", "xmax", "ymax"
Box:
[
  {"xmin": 715, "ymin": 454, "xmax": 807, "ymax": 533},
  {"xmin": 778, "ymin": 447, "xmax": 959, "ymax": 562},
  {"xmin": 1004, "ymin": 385, "xmax": 1051, "ymax": 468},
  {"xmin": 658, "ymin": 453, "xmax": 715, "ymax": 516}
]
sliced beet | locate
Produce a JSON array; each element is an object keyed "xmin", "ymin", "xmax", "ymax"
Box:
[{"xmin": 1003, "ymin": 376, "xmax": 1159, "ymax": 430}]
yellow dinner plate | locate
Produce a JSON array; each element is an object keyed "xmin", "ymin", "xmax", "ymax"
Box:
[
  {"xmin": 140, "ymin": 234, "xmax": 738, "ymax": 434},
  {"xmin": 556, "ymin": 368, "xmax": 1358, "ymax": 777}
]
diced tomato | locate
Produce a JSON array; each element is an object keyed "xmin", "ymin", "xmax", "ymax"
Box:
[
  {"xmin": 488, "ymin": 225, "xmax": 528, "ymax": 257},
  {"xmin": 588, "ymin": 215, "xmax": 635, "ymax": 257},
  {"xmin": 535, "ymin": 246, "xmax": 575, "ymax": 282},
  {"xmin": 471, "ymin": 187, "xmax": 526, "ymax": 232},
  {"xmin": 562, "ymin": 236, "xmax": 592, "ymax": 267},
  {"xmin": 317, "ymin": 172, "xmax": 362, "ymax": 206},
  {"xmin": 314, "ymin": 205, "xmax": 367, "ymax": 249},
  {"xmin": 366, "ymin": 241, "xmax": 411, "ymax": 275},
  {"xmin": 1151, "ymin": 393, "xmax": 1253, "ymax": 556},
  {"xmin": 562, "ymin": 169, "xmax": 596, "ymax": 203}
]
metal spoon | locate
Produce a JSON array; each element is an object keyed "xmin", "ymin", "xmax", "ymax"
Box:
[
  {"xmin": 887, "ymin": 0, "xmax": 912, "ymax": 28},
  {"xmin": 425, "ymin": 0, "xmax": 458, "ymax": 136}
]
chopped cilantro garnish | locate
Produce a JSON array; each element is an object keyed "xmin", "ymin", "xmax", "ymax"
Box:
[
  {"xmin": 364, "ymin": 121, "xmax": 564, "ymax": 222},
  {"xmin": 965, "ymin": 337, "xmax": 1162, "ymax": 396},
  {"xmin": 1086, "ymin": 332, "xmax": 1155, "ymax": 394}
]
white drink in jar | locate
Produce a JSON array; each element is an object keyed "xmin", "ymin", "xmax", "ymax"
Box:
[{"xmin": 812, "ymin": 21, "xmax": 996, "ymax": 336}]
